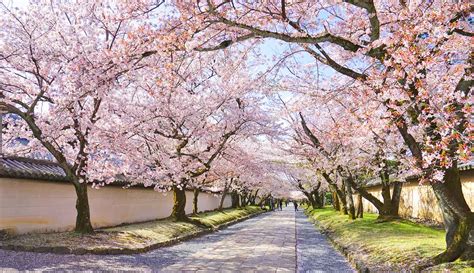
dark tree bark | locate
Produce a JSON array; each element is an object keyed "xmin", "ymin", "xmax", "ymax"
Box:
[
  {"xmin": 249, "ymin": 189, "xmax": 259, "ymax": 205},
  {"xmin": 242, "ymin": 191, "xmax": 251, "ymax": 206},
  {"xmin": 298, "ymin": 182, "xmax": 322, "ymax": 209},
  {"xmin": 430, "ymin": 166, "xmax": 473, "ymax": 263},
  {"xmin": 240, "ymin": 193, "xmax": 246, "ymax": 207},
  {"xmin": 257, "ymin": 194, "xmax": 269, "ymax": 207},
  {"xmin": 192, "ymin": 188, "xmax": 199, "ymax": 215},
  {"xmin": 219, "ymin": 178, "xmax": 233, "ymax": 210},
  {"xmin": 311, "ymin": 193, "xmax": 320, "ymax": 208},
  {"xmin": 73, "ymin": 181, "xmax": 93, "ymax": 233},
  {"xmin": 171, "ymin": 185, "xmax": 188, "ymax": 221},
  {"xmin": 391, "ymin": 182, "xmax": 403, "ymax": 217},
  {"xmin": 333, "ymin": 191, "xmax": 340, "ymax": 211},
  {"xmin": 219, "ymin": 189, "xmax": 229, "ymax": 211},
  {"xmin": 244, "ymin": 193, "xmax": 249, "ymax": 206},
  {"xmin": 312, "ymin": 190, "xmax": 324, "ymax": 209},
  {"xmin": 231, "ymin": 191, "xmax": 240, "ymax": 208},
  {"xmin": 338, "ymin": 194, "xmax": 348, "ymax": 215},
  {"xmin": 344, "ymin": 179, "xmax": 356, "ymax": 220},
  {"xmin": 322, "ymin": 172, "xmax": 347, "ymax": 214},
  {"xmin": 347, "ymin": 173, "xmax": 402, "ymax": 220},
  {"xmin": 356, "ymin": 194, "xmax": 364, "ymax": 218},
  {"xmin": 380, "ymin": 165, "xmax": 393, "ymax": 216},
  {"xmin": 305, "ymin": 192, "xmax": 317, "ymax": 208}
]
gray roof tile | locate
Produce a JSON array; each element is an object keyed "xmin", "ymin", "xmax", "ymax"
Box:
[
  {"xmin": 0, "ymin": 156, "xmax": 224, "ymax": 193},
  {"xmin": 0, "ymin": 156, "xmax": 68, "ymax": 182}
]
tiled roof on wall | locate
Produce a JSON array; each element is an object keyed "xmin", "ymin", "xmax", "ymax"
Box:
[
  {"xmin": 459, "ymin": 162, "xmax": 474, "ymax": 171},
  {"xmin": 0, "ymin": 156, "xmax": 224, "ymax": 194},
  {"xmin": 362, "ymin": 161, "xmax": 474, "ymax": 188},
  {"xmin": 0, "ymin": 156, "xmax": 69, "ymax": 182}
]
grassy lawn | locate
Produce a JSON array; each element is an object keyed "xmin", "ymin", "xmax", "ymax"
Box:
[
  {"xmin": 306, "ymin": 207, "xmax": 473, "ymax": 272},
  {"xmin": 0, "ymin": 206, "xmax": 263, "ymax": 254},
  {"xmin": 191, "ymin": 206, "xmax": 263, "ymax": 228}
]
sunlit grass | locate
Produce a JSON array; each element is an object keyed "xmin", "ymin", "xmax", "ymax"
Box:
[
  {"xmin": 306, "ymin": 206, "xmax": 452, "ymax": 270},
  {"xmin": 191, "ymin": 206, "xmax": 262, "ymax": 228}
]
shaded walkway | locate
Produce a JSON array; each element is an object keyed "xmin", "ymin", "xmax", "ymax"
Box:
[
  {"xmin": 295, "ymin": 209, "xmax": 354, "ymax": 272},
  {"xmin": 0, "ymin": 206, "xmax": 353, "ymax": 272}
]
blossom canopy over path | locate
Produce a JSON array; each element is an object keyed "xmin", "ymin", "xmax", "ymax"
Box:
[{"xmin": 0, "ymin": 0, "xmax": 472, "ymax": 267}]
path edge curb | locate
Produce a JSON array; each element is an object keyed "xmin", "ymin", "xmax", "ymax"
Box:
[
  {"xmin": 303, "ymin": 210, "xmax": 372, "ymax": 273},
  {"xmin": 0, "ymin": 210, "xmax": 267, "ymax": 255}
]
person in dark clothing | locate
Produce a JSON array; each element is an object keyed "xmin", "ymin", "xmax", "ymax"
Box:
[
  {"xmin": 278, "ymin": 200, "xmax": 283, "ymax": 211},
  {"xmin": 293, "ymin": 200, "xmax": 298, "ymax": 211}
]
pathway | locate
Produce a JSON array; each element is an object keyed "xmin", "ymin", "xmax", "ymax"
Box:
[
  {"xmin": 296, "ymin": 208, "xmax": 354, "ymax": 272},
  {"xmin": 0, "ymin": 206, "xmax": 353, "ymax": 272}
]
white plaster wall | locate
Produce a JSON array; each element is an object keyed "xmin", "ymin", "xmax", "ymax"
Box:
[
  {"xmin": 184, "ymin": 191, "xmax": 232, "ymax": 214},
  {"xmin": 185, "ymin": 190, "xmax": 194, "ymax": 214},
  {"xmin": 223, "ymin": 194, "xmax": 232, "ymax": 208},
  {"xmin": 88, "ymin": 186, "xmax": 174, "ymax": 228},
  {"xmin": 0, "ymin": 178, "xmax": 77, "ymax": 234},
  {"xmin": 353, "ymin": 174, "xmax": 473, "ymax": 224},
  {"xmin": 195, "ymin": 192, "xmax": 228, "ymax": 212},
  {"xmin": 0, "ymin": 178, "xmax": 232, "ymax": 234}
]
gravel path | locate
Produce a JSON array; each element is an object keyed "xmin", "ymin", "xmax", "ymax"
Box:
[{"xmin": 0, "ymin": 206, "xmax": 353, "ymax": 272}]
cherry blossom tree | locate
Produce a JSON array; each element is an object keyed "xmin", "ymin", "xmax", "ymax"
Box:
[
  {"xmin": 106, "ymin": 48, "xmax": 272, "ymax": 221},
  {"xmin": 282, "ymin": 84, "xmax": 408, "ymax": 220},
  {"xmin": 279, "ymin": 162, "xmax": 326, "ymax": 209},
  {"xmin": 175, "ymin": 0, "xmax": 473, "ymax": 262},
  {"xmin": 0, "ymin": 0, "xmax": 167, "ymax": 233}
]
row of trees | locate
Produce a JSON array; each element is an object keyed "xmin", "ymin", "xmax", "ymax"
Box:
[
  {"xmin": 0, "ymin": 1, "xmax": 284, "ymax": 234},
  {"xmin": 0, "ymin": 0, "xmax": 471, "ymax": 267},
  {"xmin": 173, "ymin": 0, "xmax": 472, "ymax": 264}
]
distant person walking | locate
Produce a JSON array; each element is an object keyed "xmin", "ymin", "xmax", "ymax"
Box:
[
  {"xmin": 293, "ymin": 200, "xmax": 298, "ymax": 211},
  {"xmin": 278, "ymin": 200, "xmax": 283, "ymax": 211}
]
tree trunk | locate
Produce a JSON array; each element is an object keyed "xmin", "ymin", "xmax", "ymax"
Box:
[
  {"xmin": 250, "ymin": 189, "xmax": 259, "ymax": 205},
  {"xmin": 330, "ymin": 184, "xmax": 347, "ymax": 214},
  {"xmin": 377, "ymin": 167, "xmax": 401, "ymax": 220},
  {"xmin": 242, "ymin": 192, "xmax": 250, "ymax": 206},
  {"xmin": 339, "ymin": 195, "xmax": 348, "ymax": 214},
  {"xmin": 380, "ymin": 176, "xmax": 392, "ymax": 214},
  {"xmin": 192, "ymin": 188, "xmax": 199, "ymax": 215},
  {"xmin": 303, "ymin": 191, "xmax": 317, "ymax": 209},
  {"xmin": 391, "ymin": 182, "xmax": 403, "ymax": 217},
  {"xmin": 219, "ymin": 188, "xmax": 229, "ymax": 210},
  {"xmin": 257, "ymin": 194, "xmax": 268, "ymax": 207},
  {"xmin": 356, "ymin": 194, "xmax": 363, "ymax": 218},
  {"xmin": 323, "ymin": 173, "xmax": 347, "ymax": 214},
  {"xmin": 231, "ymin": 191, "xmax": 239, "ymax": 208},
  {"xmin": 73, "ymin": 181, "xmax": 94, "ymax": 234},
  {"xmin": 239, "ymin": 194, "xmax": 245, "ymax": 207},
  {"xmin": 430, "ymin": 166, "xmax": 473, "ymax": 264},
  {"xmin": 171, "ymin": 186, "xmax": 188, "ymax": 221},
  {"xmin": 344, "ymin": 179, "xmax": 356, "ymax": 220},
  {"xmin": 312, "ymin": 191, "xmax": 322, "ymax": 208},
  {"xmin": 347, "ymin": 174, "xmax": 401, "ymax": 220},
  {"xmin": 333, "ymin": 191, "xmax": 340, "ymax": 211}
]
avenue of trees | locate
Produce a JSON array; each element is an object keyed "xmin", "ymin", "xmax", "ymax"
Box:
[{"xmin": 0, "ymin": 0, "xmax": 471, "ymax": 266}]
